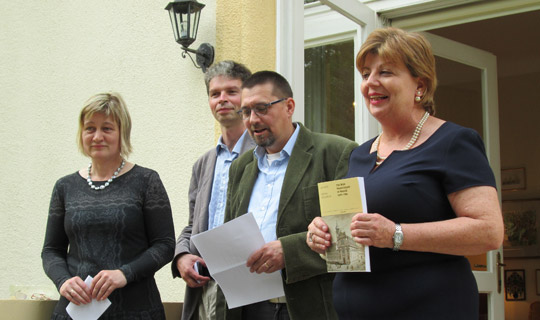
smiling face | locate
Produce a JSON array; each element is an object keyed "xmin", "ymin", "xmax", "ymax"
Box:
[
  {"xmin": 360, "ymin": 53, "xmax": 424, "ymax": 120},
  {"xmin": 242, "ymin": 82, "xmax": 295, "ymax": 154},
  {"xmin": 208, "ymin": 75, "xmax": 243, "ymax": 128},
  {"xmin": 82, "ymin": 112, "xmax": 121, "ymax": 162}
]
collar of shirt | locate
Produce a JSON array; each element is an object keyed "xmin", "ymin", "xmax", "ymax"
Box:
[
  {"xmin": 248, "ymin": 123, "xmax": 300, "ymax": 243},
  {"xmin": 216, "ymin": 129, "xmax": 248, "ymax": 155},
  {"xmin": 208, "ymin": 130, "xmax": 249, "ymax": 230}
]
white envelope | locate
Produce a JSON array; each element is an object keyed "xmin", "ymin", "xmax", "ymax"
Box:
[{"xmin": 66, "ymin": 275, "xmax": 111, "ymax": 320}]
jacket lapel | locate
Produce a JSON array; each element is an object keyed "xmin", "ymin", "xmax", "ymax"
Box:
[
  {"xmin": 199, "ymin": 149, "xmax": 217, "ymax": 233},
  {"xmin": 238, "ymin": 155, "xmax": 260, "ymax": 216},
  {"xmin": 278, "ymin": 125, "xmax": 313, "ymax": 220}
]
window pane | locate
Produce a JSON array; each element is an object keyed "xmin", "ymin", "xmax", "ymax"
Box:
[
  {"xmin": 304, "ymin": 40, "xmax": 355, "ymax": 140},
  {"xmin": 434, "ymin": 56, "xmax": 483, "ymax": 138},
  {"xmin": 479, "ymin": 293, "xmax": 488, "ymax": 320}
]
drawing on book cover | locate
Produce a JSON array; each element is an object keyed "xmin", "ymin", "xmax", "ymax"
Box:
[{"xmin": 324, "ymin": 213, "xmax": 367, "ymax": 272}]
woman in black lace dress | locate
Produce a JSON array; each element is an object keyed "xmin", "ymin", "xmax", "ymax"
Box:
[{"xmin": 42, "ymin": 92, "xmax": 175, "ymax": 319}]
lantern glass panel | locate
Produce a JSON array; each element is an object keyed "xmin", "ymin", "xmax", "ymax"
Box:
[
  {"xmin": 165, "ymin": 0, "xmax": 205, "ymax": 48},
  {"xmin": 192, "ymin": 10, "xmax": 200, "ymax": 42},
  {"xmin": 168, "ymin": 10, "xmax": 180, "ymax": 42}
]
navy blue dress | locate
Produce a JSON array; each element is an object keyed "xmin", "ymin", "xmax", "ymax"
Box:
[{"xmin": 333, "ymin": 122, "xmax": 496, "ymax": 320}]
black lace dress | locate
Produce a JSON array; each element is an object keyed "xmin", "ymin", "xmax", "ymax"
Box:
[{"xmin": 42, "ymin": 165, "xmax": 175, "ymax": 320}]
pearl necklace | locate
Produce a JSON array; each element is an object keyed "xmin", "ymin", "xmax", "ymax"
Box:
[
  {"xmin": 374, "ymin": 111, "xmax": 430, "ymax": 166},
  {"xmin": 87, "ymin": 159, "xmax": 125, "ymax": 190}
]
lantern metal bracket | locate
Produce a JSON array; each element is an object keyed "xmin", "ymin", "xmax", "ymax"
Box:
[{"xmin": 180, "ymin": 43, "xmax": 214, "ymax": 73}]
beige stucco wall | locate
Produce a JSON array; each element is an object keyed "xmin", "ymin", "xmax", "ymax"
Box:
[
  {"xmin": 212, "ymin": 0, "xmax": 276, "ymax": 139},
  {"xmin": 215, "ymin": 0, "xmax": 275, "ymax": 71},
  {"xmin": 0, "ymin": 0, "xmax": 217, "ymax": 303},
  {"xmin": 0, "ymin": 0, "xmax": 276, "ymax": 305}
]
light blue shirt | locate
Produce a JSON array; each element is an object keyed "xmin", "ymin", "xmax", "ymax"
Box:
[
  {"xmin": 248, "ymin": 124, "xmax": 300, "ymax": 243},
  {"xmin": 208, "ymin": 130, "xmax": 248, "ymax": 230}
]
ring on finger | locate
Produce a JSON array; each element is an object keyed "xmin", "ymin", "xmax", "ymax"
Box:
[
  {"xmin": 263, "ymin": 262, "xmax": 270, "ymax": 269},
  {"xmin": 308, "ymin": 232, "xmax": 314, "ymax": 242}
]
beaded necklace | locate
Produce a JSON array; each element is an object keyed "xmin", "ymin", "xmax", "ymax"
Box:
[
  {"xmin": 373, "ymin": 111, "xmax": 429, "ymax": 166},
  {"xmin": 87, "ymin": 159, "xmax": 125, "ymax": 190}
]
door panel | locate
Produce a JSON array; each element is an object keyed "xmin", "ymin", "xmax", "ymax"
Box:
[
  {"xmin": 424, "ymin": 32, "xmax": 504, "ymax": 320},
  {"xmin": 304, "ymin": 40, "xmax": 355, "ymax": 140},
  {"xmin": 303, "ymin": 1, "xmax": 379, "ymax": 143}
]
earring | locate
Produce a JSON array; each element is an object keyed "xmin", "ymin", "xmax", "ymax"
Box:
[{"xmin": 415, "ymin": 90, "xmax": 422, "ymax": 102}]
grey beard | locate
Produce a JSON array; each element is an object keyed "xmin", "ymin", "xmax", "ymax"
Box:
[{"xmin": 254, "ymin": 134, "xmax": 275, "ymax": 149}]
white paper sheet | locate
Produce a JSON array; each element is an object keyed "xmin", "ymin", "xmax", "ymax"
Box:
[
  {"xmin": 66, "ymin": 275, "xmax": 111, "ymax": 320},
  {"xmin": 191, "ymin": 213, "xmax": 285, "ymax": 308}
]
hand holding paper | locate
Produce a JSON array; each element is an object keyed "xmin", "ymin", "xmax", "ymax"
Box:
[
  {"xmin": 246, "ymin": 240, "xmax": 285, "ymax": 274},
  {"xmin": 191, "ymin": 213, "xmax": 285, "ymax": 308},
  {"xmin": 66, "ymin": 275, "xmax": 111, "ymax": 320},
  {"xmin": 90, "ymin": 269, "xmax": 127, "ymax": 301},
  {"xmin": 59, "ymin": 276, "xmax": 91, "ymax": 305}
]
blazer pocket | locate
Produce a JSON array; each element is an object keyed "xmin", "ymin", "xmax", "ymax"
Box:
[{"xmin": 302, "ymin": 184, "xmax": 321, "ymax": 222}]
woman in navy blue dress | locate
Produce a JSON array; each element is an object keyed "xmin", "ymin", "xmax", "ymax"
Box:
[{"xmin": 306, "ymin": 28, "xmax": 504, "ymax": 320}]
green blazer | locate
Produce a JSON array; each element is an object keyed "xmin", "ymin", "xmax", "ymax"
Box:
[{"xmin": 220, "ymin": 123, "xmax": 358, "ymax": 320}]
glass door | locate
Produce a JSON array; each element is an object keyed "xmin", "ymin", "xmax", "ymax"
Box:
[
  {"xmin": 305, "ymin": 40, "xmax": 355, "ymax": 140},
  {"xmin": 423, "ymin": 32, "xmax": 504, "ymax": 320},
  {"xmin": 303, "ymin": 0, "xmax": 379, "ymax": 143}
]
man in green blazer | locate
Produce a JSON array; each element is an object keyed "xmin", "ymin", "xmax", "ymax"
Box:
[{"xmin": 219, "ymin": 71, "xmax": 358, "ymax": 320}]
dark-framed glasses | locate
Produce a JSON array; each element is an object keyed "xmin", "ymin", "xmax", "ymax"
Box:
[{"xmin": 237, "ymin": 98, "xmax": 287, "ymax": 119}]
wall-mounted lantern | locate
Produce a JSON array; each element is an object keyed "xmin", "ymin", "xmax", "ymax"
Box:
[{"xmin": 165, "ymin": 0, "xmax": 214, "ymax": 72}]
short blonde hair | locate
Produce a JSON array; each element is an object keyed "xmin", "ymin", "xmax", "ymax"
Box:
[
  {"xmin": 77, "ymin": 92, "xmax": 133, "ymax": 158},
  {"xmin": 356, "ymin": 27, "xmax": 437, "ymax": 114}
]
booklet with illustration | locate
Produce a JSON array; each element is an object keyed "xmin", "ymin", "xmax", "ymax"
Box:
[{"xmin": 318, "ymin": 177, "xmax": 371, "ymax": 272}]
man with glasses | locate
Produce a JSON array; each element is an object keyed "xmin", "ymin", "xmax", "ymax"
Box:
[
  {"xmin": 172, "ymin": 61, "xmax": 255, "ymax": 320},
  {"xmin": 219, "ymin": 71, "xmax": 358, "ymax": 320}
]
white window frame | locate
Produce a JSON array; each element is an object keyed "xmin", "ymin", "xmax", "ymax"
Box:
[{"xmin": 277, "ymin": 0, "xmax": 380, "ymax": 143}]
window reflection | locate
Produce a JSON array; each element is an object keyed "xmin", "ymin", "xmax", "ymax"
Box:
[{"xmin": 304, "ymin": 40, "xmax": 355, "ymax": 140}]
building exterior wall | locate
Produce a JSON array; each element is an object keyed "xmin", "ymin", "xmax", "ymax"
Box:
[
  {"xmin": 3, "ymin": 1, "xmax": 535, "ymax": 318},
  {"xmin": 0, "ymin": 0, "xmax": 217, "ymax": 303},
  {"xmin": 216, "ymin": 0, "xmax": 275, "ymax": 72},
  {"xmin": 213, "ymin": 0, "xmax": 276, "ymax": 139},
  {"xmin": 1, "ymin": 0, "xmax": 276, "ymax": 305}
]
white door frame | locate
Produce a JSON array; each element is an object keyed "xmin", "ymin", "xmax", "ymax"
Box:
[
  {"xmin": 423, "ymin": 32, "xmax": 504, "ymax": 320},
  {"xmin": 387, "ymin": 0, "xmax": 540, "ymax": 31},
  {"xmin": 276, "ymin": 1, "xmax": 305, "ymax": 122},
  {"xmin": 319, "ymin": 0, "xmax": 380, "ymax": 142},
  {"xmin": 279, "ymin": 0, "xmax": 380, "ymax": 143}
]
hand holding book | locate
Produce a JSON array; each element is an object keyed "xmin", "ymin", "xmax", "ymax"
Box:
[{"xmin": 307, "ymin": 177, "xmax": 371, "ymax": 272}]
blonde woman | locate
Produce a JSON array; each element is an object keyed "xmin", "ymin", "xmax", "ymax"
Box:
[{"xmin": 42, "ymin": 92, "xmax": 174, "ymax": 319}]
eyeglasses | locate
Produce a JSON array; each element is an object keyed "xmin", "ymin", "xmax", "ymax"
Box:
[{"xmin": 237, "ymin": 98, "xmax": 287, "ymax": 119}]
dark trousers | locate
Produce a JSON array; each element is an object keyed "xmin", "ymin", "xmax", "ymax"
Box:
[{"xmin": 241, "ymin": 301, "xmax": 290, "ymax": 320}]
